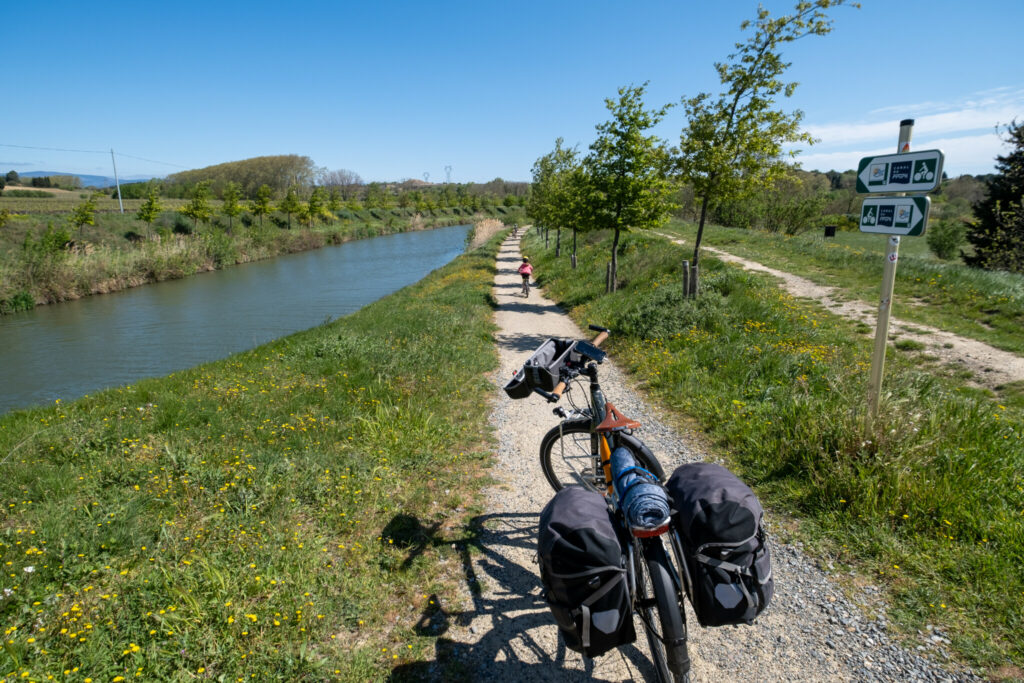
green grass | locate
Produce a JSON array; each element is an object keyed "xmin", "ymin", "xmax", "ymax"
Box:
[
  {"xmin": 0, "ymin": 231, "xmax": 503, "ymax": 681},
  {"xmin": 525, "ymin": 228, "xmax": 1024, "ymax": 673},
  {"xmin": 659, "ymin": 219, "xmax": 1024, "ymax": 355}
]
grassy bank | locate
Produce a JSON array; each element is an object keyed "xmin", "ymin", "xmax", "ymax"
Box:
[
  {"xmin": 659, "ymin": 219, "xmax": 1024, "ymax": 356},
  {"xmin": 524, "ymin": 228, "xmax": 1023, "ymax": 674},
  {"xmin": 0, "ymin": 228, "xmax": 503, "ymax": 681},
  {"xmin": 0, "ymin": 205, "xmax": 525, "ymax": 314}
]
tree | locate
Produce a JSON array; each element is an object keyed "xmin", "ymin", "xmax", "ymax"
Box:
[
  {"xmin": 5, "ymin": 170, "xmax": 18, "ymax": 185},
  {"xmin": 180, "ymin": 181, "xmax": 213, "ymax": 231},
  {"xmin": 221, "ymin": 181, "xmax": 243, "ymax": 233},
  {"xmin": 585, "ymin": 83, "xmax": 676, "ymax": 291},
  {"xmin": 529, "ymin": 139, "xmax": 590, "ymax": 264},
  {"xmin": 70, "ymin": 193, "xmax": 100, "ymax": 232},
  {"xmin": 964, "ymin": 121, "xmax": 1024, "ymax": 272},
  {"xmin": 250, "ymin": 184, "xmax": 274, "ymax": 227},
  {"xmin": 278, "ymin": 186, "xmax": 302, "ymax": 229},
  {"xmin": 364, "ymin": 182, "xmax": 390, "ymax": 209},
  {"xmin": 677, "ymin": 0, "xmax": 854, "ymax": 283},
  {"xmin": 326, "ymin": 187, "xmax": 342, "ymax": 215},
  {"xmin": 319, "ymin": 169, "xmax": 363, "ymax": 199},
  {"xmin": 136, "ymin": 186, "xmax": 163, "ymax": 236},
  {"xmin": 306, "ymin": 187, "xmax": 329, "ymax": 226}
]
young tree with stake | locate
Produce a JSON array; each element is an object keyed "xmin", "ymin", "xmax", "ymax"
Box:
[
  {"xmin": 677, "ymin": 0, "xmax": 855, "ymax": 291},
  {"xmin": 585, "ymin": 83, "xmax": 675, "ymax": 291}
]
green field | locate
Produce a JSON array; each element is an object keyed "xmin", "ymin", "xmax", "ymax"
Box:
[
  {"xmin": 659, "ymin": 219, "xmax": 1024, "ymax": 356},
  {"xmin": 0, "ymin": 227, "xmax": 503, "ymax": 681},
  {"xmin": 524, "ymin": 226, "xmax": 1024, "ymax": 672}
]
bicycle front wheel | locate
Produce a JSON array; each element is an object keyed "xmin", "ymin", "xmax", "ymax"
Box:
[
  {"xmin": 635, "ymin": 538, "xmax": 690, "ymax": 683},
  {"xmin": 539, "ymin": 419, "xmax": 664, "ymax": 493}
]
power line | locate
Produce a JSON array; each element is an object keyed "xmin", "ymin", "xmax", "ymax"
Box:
[
  {"xmin": 0, "ymin": 143, "xmax": 187, "ymax": 169},
  {"xmin": 0, "ymin": 143, "xmax": 106, "ymax": 154},
  {"xmin": 113, "ymin": 152, "xmax": 187, "ymax": 169}
]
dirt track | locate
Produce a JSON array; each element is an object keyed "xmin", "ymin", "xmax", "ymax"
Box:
[{"xmin": 657, "ymin": 233, "xmax": 1024, "ymax": 391}]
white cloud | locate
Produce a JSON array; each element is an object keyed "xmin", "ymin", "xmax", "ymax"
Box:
[
  {"xmin": 795, "ymin": 132, "xmax": 1007, "ymax": 175},
  {"xmin": 792, "ymin": 87, "xmax": 1023, "ymax": 174}
]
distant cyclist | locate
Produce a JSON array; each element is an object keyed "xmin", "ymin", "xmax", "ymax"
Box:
[
  {"xmin": 517, "ymin": 256, "xmax": 533, "ymax": 297},
  {"xmin": 512, "ymin": 223, "xmax": 519, "ymax": 237}
]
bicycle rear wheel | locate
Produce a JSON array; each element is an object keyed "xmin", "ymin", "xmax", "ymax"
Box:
[
  {"xmin": 634, "ymin": 538, "xmax": 690, "ymax": 683},
  {"xmin": 539, "ymin": 419, "xmax": 664, "ymax": 493}
]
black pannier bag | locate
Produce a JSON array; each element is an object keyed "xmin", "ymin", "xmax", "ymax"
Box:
[
  {"xmin": 538, "ymin": 487, "xmax": 635, "ymax": 657},
  {"xmin": 667, "ymin": 462, "xmax": 773, "ymax": 627}
]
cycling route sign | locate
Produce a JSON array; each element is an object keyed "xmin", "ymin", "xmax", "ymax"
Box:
[
  {"xmin": 856, "ymin": 149, "xmax": 945, "ymax": 194},
  {"xmin": 859, "ymin": 196, "xmax": 931, "ymax": 236}
]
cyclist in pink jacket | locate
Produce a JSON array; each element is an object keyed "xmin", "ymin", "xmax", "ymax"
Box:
[{"xmin": 517, "ymin": 256, "xmax": 533, "ymax": 298}]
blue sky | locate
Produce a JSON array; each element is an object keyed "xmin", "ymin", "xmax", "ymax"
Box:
[{"xmin": 2, "ymin": 1, "xmax": 1020, "ymax": 183}]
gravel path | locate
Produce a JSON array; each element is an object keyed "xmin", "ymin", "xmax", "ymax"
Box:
[
  {"xmin": 656, "ymin": 233, "xmax": 1024, "ymax": 391},
  {"xmin": 437, "ymin": 230, "xmax": 983, "ymax": 682}
]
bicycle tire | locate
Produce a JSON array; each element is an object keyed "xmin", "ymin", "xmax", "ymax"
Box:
[
  {"xmin": 635, "ymin": 539, "xmax": 690, "ymax": 683},
  {"xmin": 539, "ymin": 419, "xmax": 664, "ymax": 492}
]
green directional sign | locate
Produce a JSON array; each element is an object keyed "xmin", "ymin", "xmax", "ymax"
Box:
[
  {"xmin": 859, "ymin": 196, "xmax": 931, "ymax": 236},
  {"xmin": 856, "ymin": 149, "xmax": 944, "ymax": 194}
]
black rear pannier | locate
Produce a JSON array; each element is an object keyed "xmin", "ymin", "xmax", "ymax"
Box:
[
  {"xmin": 538, "ymin": 487, "xmax": 635, "ymax": 657},
  {"xmin": 667, "ymin": 462, "xmax": 773, "ymax": 627}
]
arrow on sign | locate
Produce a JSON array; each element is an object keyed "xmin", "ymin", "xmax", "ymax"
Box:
[
  {"xmin": 859, "ymin": 196, "xmax": 931, "ymax": 236},
  {"xmin": 856, "ymin": 149, "xmax": 945, "ymax": 194}
]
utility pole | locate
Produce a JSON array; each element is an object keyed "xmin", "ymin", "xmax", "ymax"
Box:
[{"xmin": 110, "ymin": 149, "xmax": 124, "ymax": 214}]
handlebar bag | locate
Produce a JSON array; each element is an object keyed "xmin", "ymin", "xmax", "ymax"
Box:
[
  {"xmin": 523, "ymin": 338, "xmax": 576, "ymax": 391},
  {"xmin": 667, "ymin": 462, "xmax": 773, "ymax": 627},
  {"xmin": 538, "ymin": 487, "xmax": 635, "ymax": 658},
  {"xmin": 503, "ymin": 367, "xmax": 532, "ymax": 399}
]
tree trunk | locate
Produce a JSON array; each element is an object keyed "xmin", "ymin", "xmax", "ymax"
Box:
[
  {"xmin": 611, "ymin": 228, "xmax": 621, "ymax": 292},
  {"xmin": 556, "ymin": 228, "xmax": 561, "ymax": 257},
  {"xmin": 572, "ymin": 229, "xmax": 577, "ymax": 269}
]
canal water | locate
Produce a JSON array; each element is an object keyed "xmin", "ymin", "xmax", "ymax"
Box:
[{"xmin": 0, "ymin": 224, "xmax": 471, "ymax": 414}]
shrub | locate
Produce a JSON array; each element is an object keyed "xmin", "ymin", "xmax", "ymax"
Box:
[
  {"xmin": 172, "ymin": 214, "xmax": 193, "ymax": 235},
  {"xmin": 0, "ymin": 291, "xmax": 34, "ymax": 313},
  {"xmin": 926, "ymin": 217, "xmax": 967, "ymax": 260}
]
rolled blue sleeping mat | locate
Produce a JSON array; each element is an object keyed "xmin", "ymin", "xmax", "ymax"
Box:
[{"xmin": 610, "ymin": 446, "xmax": 671, "ymax": 531}]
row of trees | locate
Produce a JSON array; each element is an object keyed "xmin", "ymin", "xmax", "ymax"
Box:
[
  {"xmin": 116, "ymin": 164, "xmax": 528, "ymax": 213},
  {"xmin": 1, "ymin": 171, "xmax": 82, "ymax": 192},
  {"xmin": 529, "ymin": 0, "xmax": 853, "ymax": 290}
]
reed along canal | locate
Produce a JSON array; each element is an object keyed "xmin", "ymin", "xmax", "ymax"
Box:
[{"xmin": 0, "ymin": 224, "xmax": 472, "ymax": 414}]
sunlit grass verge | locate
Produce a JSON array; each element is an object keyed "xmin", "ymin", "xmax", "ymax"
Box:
[
  {"xmin": 659, "ymin": 219, "xmax": 1024, "ymax": 356},
  {"xmin": 0, "ymin": 232, "xmax": 503, "ymax": 681},
  {"xmin": 525, "ymin": 228, "xmax": 1023, "ymax": 672}
]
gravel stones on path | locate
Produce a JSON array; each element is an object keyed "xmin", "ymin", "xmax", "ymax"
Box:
[{"xmin": 437, "ymin": 231, "xmax": 981, "ymax": 682}]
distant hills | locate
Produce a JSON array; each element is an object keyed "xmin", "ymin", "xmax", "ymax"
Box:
[{"xmin": 19, "ymin": 171, "xmax": 158, "ymax": 188}]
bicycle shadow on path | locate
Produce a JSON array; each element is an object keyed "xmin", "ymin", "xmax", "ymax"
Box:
[{"xmin": 386, "ymin": 511, "xmax": 661, "ymax": 682}]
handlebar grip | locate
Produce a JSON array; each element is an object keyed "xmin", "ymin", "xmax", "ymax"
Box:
[
  {"xmin": 593, "ymin": 331, "xmax": 609, "ymax": 347},
  {"xmin": 551, "ymin": 381, "xmax": 567, "ymax": 400}
]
